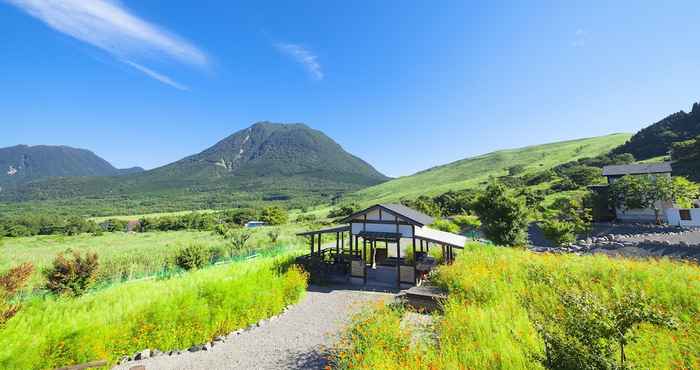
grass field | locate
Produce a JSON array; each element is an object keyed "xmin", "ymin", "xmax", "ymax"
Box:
[
  {"xmin": 0, "ymin": 252, "xmax": 308, "ymax": 369},
  {"xmin": 1, "ymin": 224, "xmax": 308, "ymax": 289},
  {"xmin": 333, "ymin": 244, "xmax": 700, "ymax": 369},
  {"xmin": 347, "ymin": 134, "xmax": 631, "ymax": 205}
]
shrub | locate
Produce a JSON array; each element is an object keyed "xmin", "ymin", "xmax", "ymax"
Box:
[
  {"xmin": 226, "ymin": 228, "xmax": 253, "ymax": 257},
  {"xmin": 267, "ymin": 228, "xmax": 281, "ymax": 244},
  {"xmin": 44, "ymin": 251, "xmax": 99, "ymax": 296},
  {"xmin": 295, "ymin": 214, "xmax": 318, "ymax": 223},
  {"xmin": 472, "ymin": 182, "xmax": 529, "ymax": 247},
  {"xmin": 328, "ymin": 203, "xmax": 359, "ymax": 218},
  {"xmin": 260, "ymin": 206, "xmax": 288, "ymax": 225},
  {"xmin": 540, "ymin": 219, "xmax": 576, "ymax": 247},
  {"xmin": 452, "ymin": 214, "xmax": 481, "ymax": 231},
  {"xmin": 0, "ymin": 263, "xmax": 33, "ymax": 326},
  {"xmin": 431, "ymin": 219, "xmax": 460, "ymax": 234},
  {"xmin": 174, "ymin": 244, "xmax": 210, "ymax": 271}
]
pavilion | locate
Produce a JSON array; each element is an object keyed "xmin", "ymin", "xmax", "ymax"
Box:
[{"xmin": 296, "ymin": 204, "xmax": 467, "ymax": 288}]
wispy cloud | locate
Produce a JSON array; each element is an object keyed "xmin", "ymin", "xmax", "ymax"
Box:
[
  {"xmin": 123, "ymin": 60, "xmax": 188, "ymax": 91},
  {"xmin": 5, "ymin": 0, "xmax": 207, "ymax": 89},
  {"xmin": 571, "ymin": 28, "xmax": 586, "ymax": 47},
  {"xmin": 275, "ymin": 43, "xmax": 323, "ymax": 80}
]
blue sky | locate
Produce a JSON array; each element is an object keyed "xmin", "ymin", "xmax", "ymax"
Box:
[{"xmin": 2, "ymin": 1, "xmax": 700, "ymax": 177}]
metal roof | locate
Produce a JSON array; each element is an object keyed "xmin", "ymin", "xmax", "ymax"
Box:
[
  {"xmin": 602, "ymin": 162, "xmax": 672, "ymax": 177},
  {"xmin": 339, "ymin": 203, "xmax": 435, "ymax": 226},
  {"xmin": 414, "ymin": 226, "xmax": 468, "ymax": 248}
]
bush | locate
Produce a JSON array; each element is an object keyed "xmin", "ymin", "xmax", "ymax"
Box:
[
  {"xmin": 540, "ymin": 219, "xmax": 576, "ymax": 247},
  {"xmin": 44, "ymin": 251, "xmax": 99, "ymax": 296},
  {"xmin": 260, "ymin": 206, "xmax": 288, "ymax": 225},
  {"xmin": 174, "ymin": 244, "xmax": 210, "ymax": 271},
  {"xmin": 431, "ymin": 219, "xmax": 460, "ymax": 234},
  {"xmin": 328, "ymin": 203, "xmax": 359, "ymax": 218},
  {"xmin": 295, "ymin": 214, "xmax": 318, "ymax": 223},
  {"xmin": 452, "ymin": 214, "xmax": 481, "ymax": 231},
  {"xmin": 0, "ymin": 263, "xmax": 33, "ymax": 326},
  {"xmin": 267, "ymin": 228, "xmax": 281, "ymax": 244},
  {"xmin": 225, "ymin": 228, "xmax": 253, "ymax": 257},
  {"xmin": 472, "ymin": 182, "xmax": 529, "ymax": 247}
]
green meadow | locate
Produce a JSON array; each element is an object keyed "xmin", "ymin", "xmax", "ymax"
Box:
[
  {"xmin": 1, "ymin": 224, "xmax": 307, "ymax": 289},
  {"xmin": 333, "ymin": 244, "xmax": 700, "ymax": 369}
]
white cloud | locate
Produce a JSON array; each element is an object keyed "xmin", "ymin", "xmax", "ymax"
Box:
[
  {"xmin": 5, "ymin": 0, "xmax": 207, "ymax": 89},
  {"xmin": 123, "ymin": 60, "xmax": 188, "ymax": 91},
  {"xmin": 275, "ymin": 43, "xmax": 323, "ymax": 80}
]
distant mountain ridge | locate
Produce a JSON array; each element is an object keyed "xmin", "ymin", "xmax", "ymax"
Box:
[
  {"xmin": 1, "ymin": 123, "xmax": 389, "ymax": 211},
  {"xmin": 0, "ymin": 144, "xmax": 143, "ymax": 190}
]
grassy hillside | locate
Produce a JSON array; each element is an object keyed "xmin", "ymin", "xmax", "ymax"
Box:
[
  {"xmin": 348, "ymin": 133, "xmax": 631, "ymax": 204},
  {"xmin": 333, "ymin": 244, "xmax": 700, "ymax": 369}
]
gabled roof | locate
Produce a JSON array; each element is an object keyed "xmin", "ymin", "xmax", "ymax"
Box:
[
  {"xmin": 602, "ymin": 162, "xmax": 672, "ymax": 177},
  {"xmin": 339, "ymin": 203, "xmax": 435, "ymax": 226}
]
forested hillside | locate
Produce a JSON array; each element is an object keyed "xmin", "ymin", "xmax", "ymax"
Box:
[
  {"xmin": 0, "ymin": 145, "xmax": 143, "ymax": 190},
  {"xmin": 612, "ymin": 102, "xmax": 700, "ymax": 160}
]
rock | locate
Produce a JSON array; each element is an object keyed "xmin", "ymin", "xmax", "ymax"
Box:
[
  {"xmin": 134, "ymin": 349, "xmax": 151, "ymax": 360},
  {"xmin": 201, "ymin": 344, "xmax": 210, "ymax": 351},
  {"xmin": 118, "ymin": 356, "xmax": 130, "ymax": 365},
  {"xmin": 214, "ymin": 336, "xmax": 225, "ymax": 342},
  {"xmin": 151, "ymin": 349, "xmax": 162, "ymax": 357},
  {"xmin": 188, "ymin": 345, "xmax": 201, "ymax": 353}
]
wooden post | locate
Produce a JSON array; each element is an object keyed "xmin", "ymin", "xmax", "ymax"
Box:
[
  {"xmin": 310, "ymin": 234, "xmax": 315, "ymax": 255},
  {"xmin": 362, "ymin": 237, "xmax": 367, "ymax": 284},
  {"xmin": 412, "ymin": 235, "xmax": 417, "ymax": 285},
  {"xmin": 396, "ymin": 237, "xmax": 401, "ymax": 287},
  {"xmin": 318, "ymin": 233, "xmax": 322, "ymax": 256},
  {"xmin": 341, "ymin": 231, "xmax": 345, "ymax": 254},
  {"xmin": 336, "ymin": 232, "xmax": 340, "ymax": 258}
]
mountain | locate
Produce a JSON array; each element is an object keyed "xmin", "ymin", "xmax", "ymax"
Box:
[
  {"xmin": 0, "ymin": 145, "xmax": 143, "ymax": 190},
  {"xmin": 0, "ymin": 123, "xmax": 388, "ymax": 215},
  {"xmin": 612, "ymin": 102, "xmax": 700, "ymax": 160},
  {"xmin": 143, "ymin": 122, "xmax": 388, "ymax": 189},
  {"xmin": 347, "ymin": 134, "xmax": 632, "ymax": 205}
]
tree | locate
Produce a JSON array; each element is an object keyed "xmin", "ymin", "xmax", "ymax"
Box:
[
  {"xmin": 226, "ymin": 228, "xmax": 252, "ymax": 256},
  {"xmin": 670, "ymin": 176, "xmax": 700, "ymax": 208},
  {"xmin": 401, "ymin": 196, "xmax": 442, "ymax": 217},
  {"xmin": 472, "ymin": 182, "xmax": 529, "ymax": 247},
  {"xmin": 610, "ymin": 175, "xmax": 700, "ymax": 224},
  {"xmin": 260, "ymin": 206, "xmax": 288, "ymax": 225},
  {"xmin": 560, "ymin": 165, "xmax": 603, "ymax": 187},
  {"xmin": 541, "ymin": 219, "xmax": 577, "ymax": 247},
  {"xmin": 452, "ymin": 214, "xmax": 481, "ymax": 232}
]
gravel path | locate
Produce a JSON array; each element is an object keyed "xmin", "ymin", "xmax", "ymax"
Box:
[{"xmin": 114, "ymin": 285, "xmax": 394, "ymax": 370}]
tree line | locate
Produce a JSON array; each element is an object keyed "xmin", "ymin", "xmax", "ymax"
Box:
[{"xmin": 0, "ymin": 206, "xmax": 290, "ymax": 238}]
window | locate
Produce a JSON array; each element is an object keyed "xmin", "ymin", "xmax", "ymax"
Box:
[{"xmin": 679, "ymin": 209, "xmax": 692, "ymax": 221}]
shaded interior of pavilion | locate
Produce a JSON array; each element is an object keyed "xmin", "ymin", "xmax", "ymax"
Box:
[{"xmin": 297, "ymin": 224, "xmax": 464, "ymax": 288}]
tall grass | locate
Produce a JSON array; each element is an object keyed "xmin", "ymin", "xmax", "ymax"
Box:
[
  {"xmin": 0, "ymin": 226, "xmax": 306, "ymax": 289},
  {"xmin": 0, "ymin": 253, "xmax": 308, "ymax": 369},
  {"xmin": 333, "ymin": 244, "xmax": 700, "ymax": 369}
]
